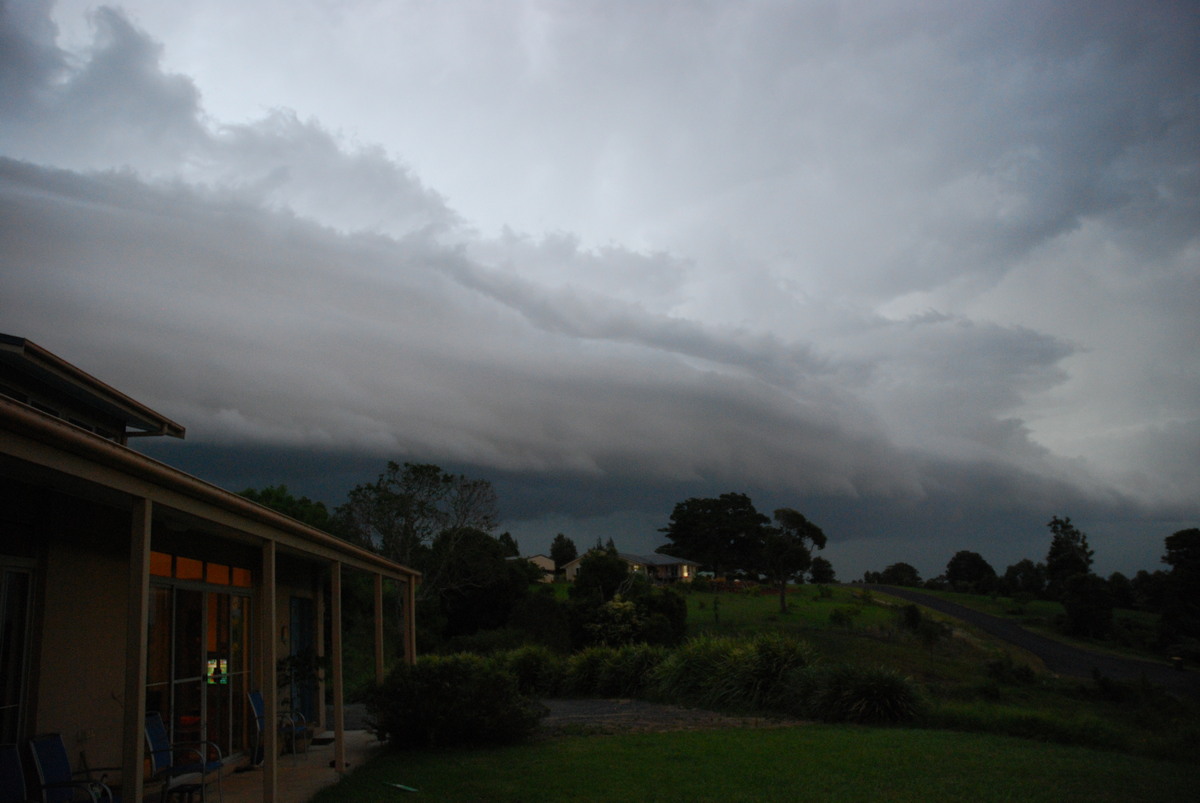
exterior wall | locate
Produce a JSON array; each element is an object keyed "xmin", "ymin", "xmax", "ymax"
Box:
[
  {"xmin": 561, "ymin": 556, "xmax": 584, "ymax": 581},
  {"xmin": 34, "ymin": 516, "xmax": 131, "ymax": 771},
  {"xmin": 1, "ymin": 378, "xmax": 418, "ymax": 802},
  {"xmin": 525, "ymin": 555, "xmax": 554, "ymax": 582}
]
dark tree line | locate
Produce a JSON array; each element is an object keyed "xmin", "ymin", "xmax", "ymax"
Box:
[
  {"xmin": 240, "ymin": 462, "xmax": 539, "ymax": 653},
  {"xmin": 861, "ymin": 517, "xmax": 1200, "ymax": 653}
]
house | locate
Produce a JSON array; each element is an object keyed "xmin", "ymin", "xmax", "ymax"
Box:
[
  {"xmin": 518, "ymin": 553, "xmax": 555, "ymax": 582},
  {"xmin": 0, "ymin": 333, "xmax": 419, "ymax": 802},
  {"xmin": 561, "ymin": 550, "xmax": 698, "ymax": 583}
]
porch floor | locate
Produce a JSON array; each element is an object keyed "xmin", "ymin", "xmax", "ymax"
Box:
[{"xmin": 219, "ymin": 730, "xmax": 385, "ymax": 803}]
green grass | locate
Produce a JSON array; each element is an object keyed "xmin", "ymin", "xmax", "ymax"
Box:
[
  {"xmin": 684, "ymin": 584, "xmax": 1023, "ymax": 684},
  {"xmin": 312, "ymin": 725, "xmax": 1199, "ymax": 802},
  {"xmin": 686, "ymin": 584, "xmax": 894, "ymax": 632},
  {"xmin": 672, "ymin": 584, "xmax": 1197, "ymax": 761}
]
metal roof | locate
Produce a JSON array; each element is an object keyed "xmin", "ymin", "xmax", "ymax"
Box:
[{"xmin": 0, "ymin": 333, "xmax": 185, "ymax": 439}]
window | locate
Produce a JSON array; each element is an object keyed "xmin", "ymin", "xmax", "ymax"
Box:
[
  {"xmin": 146, "ymin": 552, "xmax": 253, "ymax": 758},
  {"xmin": 151, "ymin": 552, "xmax": 252, "ymax": 588},
  {"xmin": 0, "ymin": 565, "xmax": 33, "ymax": 743}
]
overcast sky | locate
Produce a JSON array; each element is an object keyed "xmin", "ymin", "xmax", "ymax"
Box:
[{"xmin": 2, "ymin": 1, "xmax": 1197, "ymax": 580}]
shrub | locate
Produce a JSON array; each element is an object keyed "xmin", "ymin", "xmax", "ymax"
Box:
[
  {"xmin": 649, "ymin": 636, "xmax": 741, "ymax": 707},
  {"xmin": 595, "ymin": 643, "xmax": 669, "ymax": 698},
  {"xmin": 586, "ymin": 596, "xmax": 643, "ymax": 646},
  {"xmin": 790, "ymin": 664, "xmax": 923, "ymax": 724},
  {"xmin": 366, "ymin": 653, "xmax": 546, "ymax": 748},
  {"xmin": 499, "ymin": 644, "xmax": 565, "ymax": 697},
  {"xmin": 632, "ymin": 586, "xmax": 688, "ymax": 646},
  {"xmin": 507, "ymin": 587, "xmax": 571, "ymax": 651},
  {"xmin": 440, "ymin": 626, "xmax": 528, "ymax": 655},
  {"xmin": 562, "ymin": 646, "xmax": 616, "ymax": 697},
  {"xmin": 897, "ymin": 604, "xmax": 923, "ymax": 632},
  {"xmin": 734, "ymin": 633, "xmax": 817, "ymax": 710},
  {"xmin": 829, "ymin": 606, "xmax": 860, "ymax": 628},
  {"xmin": 1061, "ymin": 574, "xmax": 1115, "ymax": 638},
  {"xmin": 984, "ymin": 654, "xmax": 1038, "ymax": 685}
]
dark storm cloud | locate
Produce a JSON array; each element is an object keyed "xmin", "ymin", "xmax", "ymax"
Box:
[{"xmin": 2, "ymin": 2, "xmax": 1196, "ymax": 577}]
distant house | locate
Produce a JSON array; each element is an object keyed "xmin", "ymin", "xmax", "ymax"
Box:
[
  {"xmin": 561, "ymin": 550, "xmax": 698, "ymax": 583},
  {"xmin": 524, "ymin": 553, "xmax": 555, "ymax": 582},
  {"xmin": 0, "ymin": 333, "xmax": 419, "ymax": 802}
]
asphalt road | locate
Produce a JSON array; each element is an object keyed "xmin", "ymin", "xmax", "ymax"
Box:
[{"xmin": 861, "ymin": 584, "xmax": 1200, "ymax": 698}]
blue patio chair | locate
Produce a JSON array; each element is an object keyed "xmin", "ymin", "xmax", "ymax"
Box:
[
  {"xmin": 26, "ymin": 735, "xmax": 115, "ymax": 803},
  {"xmin": 143, "ymin": 713, "xmax": 222, "ymax": 803},
  {"xmin": 1, "ymin": 743, "xmax": 32, "ymax": 803},
  {"xmin": 247, "ymin": 691, "xmax": 308, "ymax": 765}
]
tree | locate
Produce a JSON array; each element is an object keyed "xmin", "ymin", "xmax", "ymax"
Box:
[
  {"xmin": 1044, "ymin": 516, "xmax": 1093, "ymax": 600},
  {"xmin": 657, "ymin": 493, "xmax": 770, "ymax": 578},
  {"xmin": 944, "ymin": 551, "xmax": 997, "ymax": 594},
  {"xmin": 1061, "ymin": 573, "xmax": 1114, "ymax": 638},
  {"xmin": 336, "ymin": 461, "xmax": 499, "ymax": 575},
  {"xmin": 1002, "ymin": 559, "xmax": 1046, "ymax": 597},
  {"xmin": 239, "ymin": 485, "xmax": 333, "ymax": 531},
  {"xmin": 423, "ymin": 527, "xmax": 535, "ymax": 640},
  {"xmin": 567, "ymin": 548, "xmax": 632, "ymax": 648},
  {"xmin": 1159, "ymin": 528, "xmax": 1200, "ymax": 644},
  {"xmin": 497, "ymin": 531, "xmax": 520, "ymax": 557},
  {"xmin": 756, "ymin": 508, "xmax": 827, "ymax": 613},
  {"xmin": 809, "ymin": 556, "xmax": 836, "ymax": 584},
  {"xmin": 568, "ymin": 549, "xmax": 629, "ymax": 604},
  {"xmin": 1107, "ymin": 572, "xmax": 1134, "ymax": 609},
  {"xmin": 550, "ymin": 533, "xmax": 578, "ymax": 570},
  {"xmin": 1131, "ymin": 569, "xmax": 1169, "ymax": 612},
  {"xmin": 877, "ymin": 562, "xmax": 922, "ymax": 587}
]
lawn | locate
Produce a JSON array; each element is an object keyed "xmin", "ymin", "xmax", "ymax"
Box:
[
  {"xmin": 673, "ymin": 582, "xmax": 1197, "ymax": 761},
  {"xmin": 311, "ymin": 725, "xmax": 1199, "ymax": 802},
  {"xmin": 682, "ymin": 583, "xmax": 1034, "ymax": 684}
]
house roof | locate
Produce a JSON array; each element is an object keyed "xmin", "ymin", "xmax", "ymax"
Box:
[
  {"xmin": 0, "ymin": 335, "xmax": 420, "ymax": 582},
  {"xmin": 562, "ymin": 550, "xmax": 700, "ymax": 569},
  {"xmin": 620, "ymin": 552, "xmax": 700, "ymax": 567},
  {"xmin": 0, "ymin": 333, "xmax": 185, "ymax": 439},
  {"xmin": 0, "ymin": 394, "xmax": 418, "ymax": 580}
]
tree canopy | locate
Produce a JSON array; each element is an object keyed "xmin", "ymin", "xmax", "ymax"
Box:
[
  {"xmin": 757, "ymin": 508, "xmax": 828, "ymax": 612},
  {"xmin": 550, "ymin": 533, "xmax": 578, "ymax": 570},
  {"xmin": 871, "ymin": 562, "xmax": 922, "ymax": 587},
  {"xmin": 1002, "ymin": 558, "xmax": 1046, "ymax": 597},
  {"xmin": 1045, "ymin": 515, "xmax": 1093, "ymax": 599},
  {"xmin": 808, "ymin": 556, "xmax": 836, "ymax": 584},
  {"xmin": 656, "ymin": 492, "xmax": 770, "ymax": 578},
  {"xmin": 238, "ymin": 484, "xmax": 333, "ymax": 531},
  {"xmin": 944, "ymin": 550, "xmax": 997, "ymax": 593},
  {"xmin": 1160, "ymin": 528, "xmax": 1200, "ymax": 643},
  {"xmin": 336, "ymin": 461, "xmax": 499, "ymax": 572}
]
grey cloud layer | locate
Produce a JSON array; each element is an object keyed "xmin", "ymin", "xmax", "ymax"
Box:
[
  {"xmin": 2, "ymin": 2, "xmax": 1197, "ymax": 575},
  {"xmin": 0, "ymin": 156, "xmax": 921, "ymax": 502}
]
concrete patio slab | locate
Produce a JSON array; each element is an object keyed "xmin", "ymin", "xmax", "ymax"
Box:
[{"xmin": 220, "ymin": 730, "xmax": 385, "ymax": 803}]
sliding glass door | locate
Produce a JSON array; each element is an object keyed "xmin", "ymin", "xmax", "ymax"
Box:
[{"xmin": 146, "ymin": 554, "xmax": 253, "ymax": 759}]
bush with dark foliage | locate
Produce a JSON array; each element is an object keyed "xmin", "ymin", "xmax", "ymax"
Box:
[{"xmin": 367, "ymin": 654, "xmax": 546, "ymax": 748}]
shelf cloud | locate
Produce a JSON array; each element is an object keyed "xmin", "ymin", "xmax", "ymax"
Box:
[{"xmin": 2, "ymin": 1, "xmax": 1196, "ymax": 578}]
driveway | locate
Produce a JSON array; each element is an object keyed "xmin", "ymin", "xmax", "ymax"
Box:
[{"xmin": 861, "ymin": 584, "xmax": 1200, "ymax": 697}]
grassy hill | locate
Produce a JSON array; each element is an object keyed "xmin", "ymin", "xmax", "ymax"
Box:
[{"xmin": 676, "ymin": 582, "xmax": 1196, "ymax": 762}]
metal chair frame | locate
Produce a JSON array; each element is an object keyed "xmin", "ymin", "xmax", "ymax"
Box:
[{"xmin": 143, "ymin": 713, "xmax": 223, "ymax": 803}]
